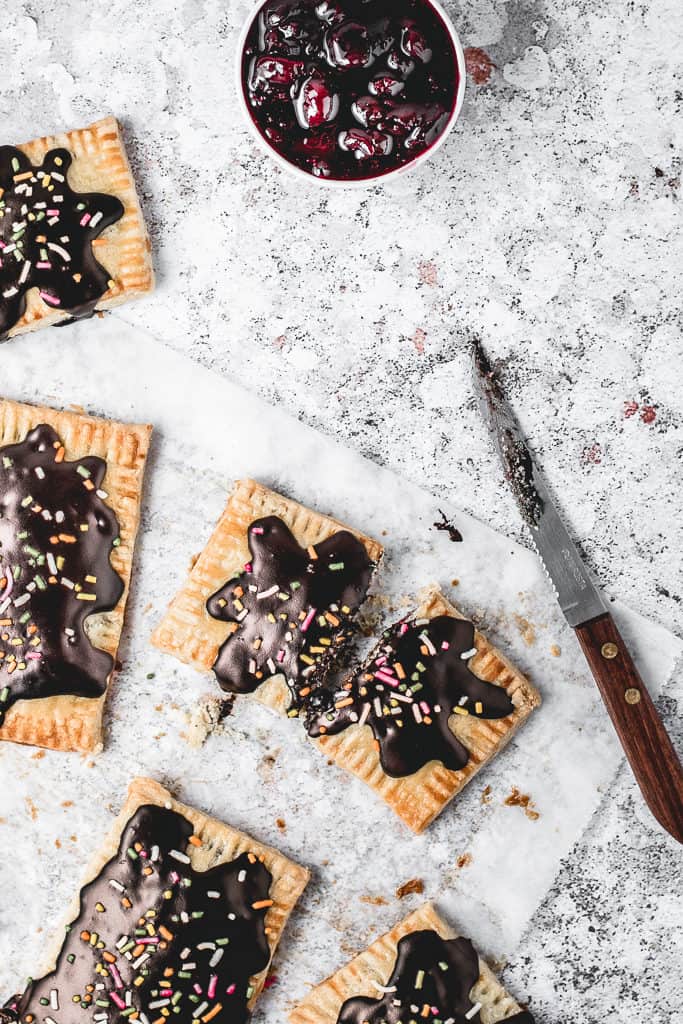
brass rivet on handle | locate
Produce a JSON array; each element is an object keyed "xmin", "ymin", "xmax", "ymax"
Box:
[
  {"xmin": 601, "ymin": 642, "xmax": 619, "ymax": 659},
  {"xmin": 625, "ymin": 688, "xmax": 641, "ymax": 705}
]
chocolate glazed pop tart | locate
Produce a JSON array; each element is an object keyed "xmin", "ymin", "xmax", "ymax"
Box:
[
  {"xmin": 306, "ymin": 584, "xmax": 541, "ymax": 832},
  {"xmin": 0, "ymin": 117, "xmax": 153, "ymax": 341},
  {"xmin": 0, "ymin": 399, "xmax": 150, "ymax": 753},
  {"xmin": 152, "ymin": 478, "xmax": 383, "ymax": 716},
  {"xmin": 290, "ymin": 904, "xmax": 535, "ymax": 1024},
  {"xmin": 2, "ymin": 778, "xmax": 309, "ymax": 1024}
]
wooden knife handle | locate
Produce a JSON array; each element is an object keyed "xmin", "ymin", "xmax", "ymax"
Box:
[{"xmin": 575, "ymin": 612, "xmax": 683, "ymax": 843}]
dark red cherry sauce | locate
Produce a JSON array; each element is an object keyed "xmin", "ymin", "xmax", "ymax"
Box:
[{"xmin": 241, "ymin": 0, "xmax": 459, "ymax": 180}]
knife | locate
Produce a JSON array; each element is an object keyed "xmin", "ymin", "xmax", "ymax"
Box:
[{"xmin": 471, "ymin": 337, "xmax": 683, "ymax": 843}]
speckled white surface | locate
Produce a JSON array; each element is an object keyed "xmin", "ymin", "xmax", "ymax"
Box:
[{"xmin": 1, "ymin": 0, "xmax": 682, "ymax": 1021}]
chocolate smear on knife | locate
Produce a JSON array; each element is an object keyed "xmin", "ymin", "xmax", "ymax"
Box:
[
  {"xmin": 306, "ymin": 614, "xmax": 514, "ymax": 777},
  {"xmin": 0, "ymin": 147, "xmax": 123, "ymax": 339},
  {"xmin": 337, "ymin": 929, "xmax": 536, "ymax": 1024},
  {"xmin": 206, "ymin": 516, "xmax": 374, "ymax": 711},
  {"xmin": 7, "ymin": 804, "xmax": 272, "ymax": 1024},
  {"xmin": 0, "ymin": 424, "xmax": 123, "ymax": 725},
  {"xmin": 471, "ymin": 338, "xmax": 544, "ymax": 529}
]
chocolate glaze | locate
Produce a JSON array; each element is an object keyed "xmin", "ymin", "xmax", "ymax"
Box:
[
  {"xmin": 0, "ymin": 424, "xmax": 123, "ymax": 725},
  {"xmin": 338, "ymin": 930, "xmax": 483, "ymax": 1024},
  {"xmin": 0, "ymin": 146, "xmax": 123, "ymax": 340},
  {"xmin": 6, "ymin": 804, "xmax": 273, "ymax": 1024},
  {"xmin": 206, "ymin": 516, "xmax": 374, "ymax": 711},
  {"xmin": 306, "ymin": 614, "xmax": 514, "ymax": 777}
]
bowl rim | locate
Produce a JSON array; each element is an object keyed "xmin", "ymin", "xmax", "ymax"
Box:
[{"xmin": 235, "ymin": 0, "xmax": 467, "ymax": 189}]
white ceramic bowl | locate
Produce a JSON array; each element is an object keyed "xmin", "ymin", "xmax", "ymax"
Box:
[{"xmin": 235, "ymin": 0, "xmax": 466, "ymax": 188}]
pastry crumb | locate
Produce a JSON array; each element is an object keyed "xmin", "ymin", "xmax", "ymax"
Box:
[
  {"xmin": 25, "ymin": 797, "xmax": 38, "ymax": 820},
  {"xmin": 513, "ymin": 613, "xmax": 536, "ymax": 646},
  {"xmin": 276, "ymin": 818, "xmax": 286, "ymax": 832},
  {"xmin": 481, "ymin": 785, "xmax": 493, "ymax": 804},
  {"xmin": 396, "ymin": 878, "xmax": 424, "ymax": 899},
  {"xmin": 258, "ymin": 748, "xmax": 281, "ymax": 783},
  {"xmin": 360, "ymin": 895, "xmax": 388, "ymax": 906},
  {"xmin": 504, "ymin": 786, "xmax": 540, "ymax": 820},
  {"xmin": 31, "ymin": 750, "xmax": 46, "ymax": 760},
  {"xmin": 183, "ymin": 695, "xmax": 235, "ymax": 748},
  {"xmin": 550, "ymin": 644, "xmax": 561, "ymax": 657},
  {"xmin": 456, "ymin": 853, "xmax": 472, "ymax": 870}
]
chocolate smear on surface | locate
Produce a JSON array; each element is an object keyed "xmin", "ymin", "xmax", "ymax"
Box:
[
  {"xmin": 0, "ymin": 147, "xmax": 123, "ymax": 339},
  {"xmin": 206, "ymin": 516, "xmax": 374, "ymax": 711},
  {"xmin": 433, "ymin": 509, "xmax": 463, "ymax": 542},
  {"xmin": 8, "ymin": 804, "xmax": 272, "ymax": 1024},
  {"xmin": 0, "ymin": 424, "xmax": 123, "ymax": 725},
  {"xmin": 306, "ymin": 614, "xmax": 514, "ymax": 777}
]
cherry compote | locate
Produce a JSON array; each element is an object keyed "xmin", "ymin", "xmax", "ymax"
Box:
[{"xmin": 241, "ymin": 0, "xmax": 459, "ymax": 180}]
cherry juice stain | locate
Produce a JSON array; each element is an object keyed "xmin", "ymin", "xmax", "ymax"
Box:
[
  {"xmin": 581, "ymin": 442, "xmax": 602, "ymax": 466},
  {"xmin": 241, "ymin": 0, "xmax": 459, "ymax": 180},
  {"xmin": 623, "ymin": 400, "xmax": 657, "ymax": 424},
  {"xmin": 412, "ymin": 326, "xmax": 426, "ymax": 353},
  {"xmin": 464, "ymin": 46, "xmax": 495, "ymax": 85}
]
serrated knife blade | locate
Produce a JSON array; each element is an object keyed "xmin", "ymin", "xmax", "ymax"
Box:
[{"xmin": 471, "ymin": 337, "xmax": 683, "ymax": 843}]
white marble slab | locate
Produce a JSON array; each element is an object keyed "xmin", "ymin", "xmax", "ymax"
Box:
[{"xmin": 0, "ymin": 318, "xmax": 680, "ymax": 1019}]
